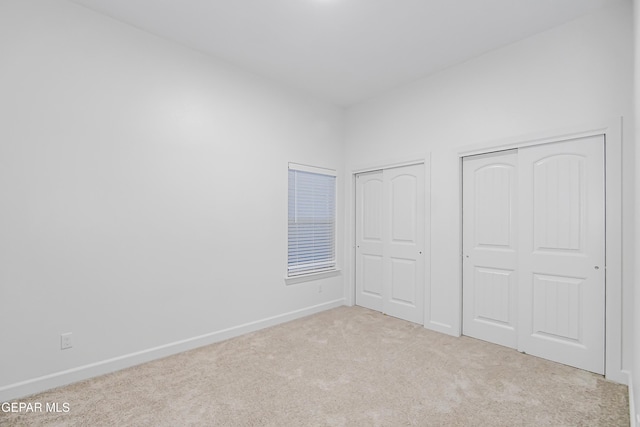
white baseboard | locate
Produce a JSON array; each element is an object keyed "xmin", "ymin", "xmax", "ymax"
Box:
[
  {"xmin": 0, "ymin": 298, "xmax": 345, "ymax": 402},
  {"xmin": 425, "ymin": 320, "xmax": 457, "ymax": 337},
  {"xmin": 629, "ymin": 371, "xmax": 638, "ymax": 427},
  {"xmin": 607, "ymin": 367, "xmax": 630, "ymax": 385}
]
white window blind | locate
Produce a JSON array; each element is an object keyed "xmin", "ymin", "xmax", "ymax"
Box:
[{"xmin": 288, "ymin": 164, "xmax": 336, "ymax": 277}]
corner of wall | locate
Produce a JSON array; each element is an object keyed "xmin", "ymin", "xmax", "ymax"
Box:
[{"xmin": 633, "ymin": 0, "xmax": 640, "ymax": 423}]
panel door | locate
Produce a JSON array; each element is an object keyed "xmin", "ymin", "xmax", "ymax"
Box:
[
  {"xmin": 518, "ymin": 136, "xmax": 605, "ymax": 374},
  {"xmin": 462, "ymin": 151, "xmax": 518, "ymax": 348},
  {"xmin": 355, "ymin": 170, "xmax": 384, "ymax": 312},
  {"xmin": 382, "ymin": 164, "xmax": 425, "ymax": 324}
]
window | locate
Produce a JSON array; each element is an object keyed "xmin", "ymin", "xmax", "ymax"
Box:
[{"xmin": 288, "ymin": 163, "xmax": 336, "ymax": 277}]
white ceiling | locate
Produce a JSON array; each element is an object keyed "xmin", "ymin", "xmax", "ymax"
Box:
[{"xmin": 71, "ymin": 0, "xmax": 614, "ymax": 106}]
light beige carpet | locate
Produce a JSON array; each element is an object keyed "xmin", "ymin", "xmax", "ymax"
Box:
[{"xmin": 1, "ymin": 306, "xmax": 629, "ymax": 426}]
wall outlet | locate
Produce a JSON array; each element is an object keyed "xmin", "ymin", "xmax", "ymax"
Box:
[
  {"xmin": 318, "ymin": 284, "xmax": 323, "ymax": 293},
  {"xmin": 60, "ymin": 333, "xmax": 73, "ymax": 350}
]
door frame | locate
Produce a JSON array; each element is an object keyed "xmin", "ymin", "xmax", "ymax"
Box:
[
  {"xmin": 457, "ymin": 120, "xmax": 624, "ymax": 383},
  {"xmin": 348, "ymin": 155, "xmax": 431, "ymax": 325}
]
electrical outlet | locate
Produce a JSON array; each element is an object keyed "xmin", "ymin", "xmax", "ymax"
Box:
[
  {"xmin": 318, "ymin": 284, "xmax": 323, "ymax": 293},
  {"xmin": 60, "ymin": 333, "xmax": 73, "ymax": 350}
]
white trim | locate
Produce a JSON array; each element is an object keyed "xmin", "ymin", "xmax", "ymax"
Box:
[
  {"xmin": 628, "ymin": 371, "xmax": 638, "ymax": 427},
  {"xmin": 453, "ymin": 119, "xmax": 625, "ymax": 384},
  {"xmin": 0, "ymin": 299, "xmax": 345, "ymax": 402},
  {"xmin": 284, "ymin": 269, "xmax": 342, "ymax": 285},
  {"xmin": 603, "ymin": 118, "xmax": 625, "ymax": 384},
  {"xmin": 457, "ymin": 125, "xmax": 612, "ymax": 157},
  {"xmin": 423, "ymin": 153, "xmax": 432, "ymax": 330},
  {"xmin": 426, "ymin": 320, "xmax": 456, "ymax": 335},
  {"xmin": 288, "ymin": 162, "xmax": 337, "ymax": 176},
  {"xmin": 346, "ymin": 173, "xmax": 357, "ymax": 307},
  {"xmin": 351, "ymin": 155, "xmax": 426, "ymax": 175}
]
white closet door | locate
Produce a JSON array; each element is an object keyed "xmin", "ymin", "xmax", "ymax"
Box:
[
  {"xmin": 462, "ymin": 136, "xmax": 605, "ymax": 374},
  {"xmin": 355, "ymin": 164, "xmax": 425, "ymax": 324},
  {"xmin": 518, "ymin": 136, "xmax": 605, "ymax": 374},
  {"xmin": 355, "ymin": 170, "xmax": 384, "ymax": 312},
  {"xmin": 383, "ymin": 164, "xmax": 425, "ymax": 324},
  {"xmin": 462, "ymin": 151, "xmax": 518, "ymax": 348}
]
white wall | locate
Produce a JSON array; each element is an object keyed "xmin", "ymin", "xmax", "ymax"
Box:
[
  {"xmin": 0, "ymin": 0, "xmax": 345, "ymax": 400},
  {"xmin": 1, "ymin": 0, "xmax": 635, "ymax": 406},
  {"xmin": 344, "ymin": 0, "xmax": 634, "ymax": 380}
]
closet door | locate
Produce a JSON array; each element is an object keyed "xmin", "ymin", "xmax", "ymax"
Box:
[
  {"xmin": 462, "ymin": 151, "xmax": 518, "ymax": 348},
  {"xmin": 355, "ymin": 170, "xmax": 384, "ymax": 312},
  {"xmin": 383, "ymin": 164, "xmax": 425, "ymax": 324},
  {"xmin": 518, "ymin": 136, "xmax": 605, "ymax": 374},
  {"xmin": 355, "ymin": 164, "xmax": 425, "ymax": 324}
]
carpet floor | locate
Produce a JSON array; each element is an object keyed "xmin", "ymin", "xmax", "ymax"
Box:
[{"xmin": 1, "ymin": 306, "xmax": 629, "ymax": 426}]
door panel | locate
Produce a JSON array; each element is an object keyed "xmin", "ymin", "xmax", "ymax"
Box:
[
  {"xmin": 390, "ymin": 258, "xmax": 416, "ymax": 304},
  {"xmin": 518, "ymin": 136, "xmax": 605, "ymax": 374},
  {"xmin": 474, "ymin": 267, "xmax": 513, "ymax": 326},
  {"xmin": 383, "ymin": 164, "xmax": 425, "ymax": 324},
  {"xmin": 355, "ymin": 164, "xmax": 425, "ymax": 324},
  {"xmin": 533, "ymin": 154, "xmax": 585, "ymax": 252},
  {"xmin": 361, "ymin": 255, "xmax": 383, "ymax": 296},
  {"xmin": 362, "ymin": 178, "xmax": 383, "ymax": 241},
  {"xmin": 356, "ymin": 171, "xmax": 384, "ymax": 311},
  {"xmin": 463, "ymin": 151, "xmax": 518, "ymax": 349},
  {"xmin": 531, "ymin": 274, "xmax": 582, "ymax": 343},
  {"xmin": 390, "ymin": 175, "xmax": 417, "ymax": 242}
]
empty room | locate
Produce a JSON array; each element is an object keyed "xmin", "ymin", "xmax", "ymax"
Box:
[{"xmin": 1, "ymin": 0, "xmax": 639, "ymax": 425}]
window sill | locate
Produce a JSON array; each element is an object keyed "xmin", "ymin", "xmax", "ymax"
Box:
[{"xmin": 285, "ymin": 269, "xmax": 342, "ymax": 286}]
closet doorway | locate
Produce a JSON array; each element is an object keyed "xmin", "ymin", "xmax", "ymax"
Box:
[
  {"xmin": 355, "ymin": 163, "xmax": 425, "ymax": 324},
  {"xmin": 462, "ymin": 135, "xmax": 605, "ymax": 374}
]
